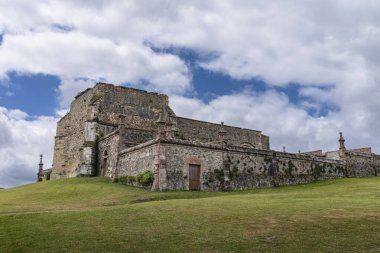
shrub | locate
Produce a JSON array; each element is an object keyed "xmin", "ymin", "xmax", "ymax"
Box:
[
  {"xmin": 136, "ymin": 170, "xmax": 154, "ymax": 186},
  {"xmin": 127, "ymin": 175, "xmax": 136, "ymax": 184},
  {"xmin": 119, "ymin": 171, "xmax": 153, "ymax": 187},
  {"xmin": 118, "ymin": 176, "xmax": 128, "ymax": 184}
]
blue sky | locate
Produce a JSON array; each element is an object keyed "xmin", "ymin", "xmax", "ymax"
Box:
[
  {"xmin": 0, "ymin": 56, "xmax": 335, "ymax": 118},
  {"xmin": 0, "ymin": 73, "xmax": 59, "ymax": 116},
  {"xmin": 1, "ymin": 0, "xmax": 380, "ymax": 188}
]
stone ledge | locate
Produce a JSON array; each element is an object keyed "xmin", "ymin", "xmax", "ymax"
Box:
[{"xmin": 118, "ymin": 137, "xmax": 345, "ymax": 165}]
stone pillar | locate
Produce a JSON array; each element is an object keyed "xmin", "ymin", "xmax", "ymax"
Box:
[
  {"xmin": 78, "ymin": 145, "xmax": 95, "ymax": 176},
  {"xmin": 166, "ymin": 118, "xmax": 178, "ymax": 140},
  {"xmin": 219, "ymin": 122, "xmax": 230, "ymax": 190},
  {"xmin": 152, "ymin": 143, "xmax": 167, "ymax": 191},
  {"xmin": 113, "ymin": 115, "xmax": 126, "ymax": 182},
  {"xmin": 87, "ymin": 103, "xmax": 99, "ymax": 121},
  {"xmin": 78, "ymin": 121, "xmax": 98, "ymax": 176},
  {"xmin": 151, "ymin": 164, "xmax": 160, "ymax": 191},
  {"xmin": 339, "ymin": 132, "xmax": 346, "ymax": 160},
  {"xmin": 152, "ymin": 110, "xmax": 170, "ymax": 190},
  {"xmin": 156, "ymin": 113, "xmax": 167, "ymax": 139},
  {"xmin": 117, "ymin": 115, "xmax": 126, "ymax": 150},
  {"xmin": 218, "ymin": 122, "xmax": 227, "ymax": 145},
  {"xmin": 37, "ymin": 154, "xmax": 43, "ymax": 182},
  {"xmin": 156, "ymin": 106, "xmax": 178, "ymax": 140}
]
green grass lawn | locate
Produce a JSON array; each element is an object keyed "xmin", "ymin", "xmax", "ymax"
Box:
[{"xmin": 0, "ymin": 177, "xmax": 380, "ymax": 252}]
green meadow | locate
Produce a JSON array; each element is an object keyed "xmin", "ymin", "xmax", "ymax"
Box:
[{"xmin": 1, "ymin": 177, "xmax": 379, "ymax": 252}]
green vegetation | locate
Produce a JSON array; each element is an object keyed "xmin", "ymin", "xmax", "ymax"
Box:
[
  {"xmin": 136, "ymin": 170, "xmax": 154, "ymax": 186},
  {"xmin": 1, "ymin": 177, "xmax": 380, "ymax": 252},
  {"xmin": 119, "ymin": 175, "xmax": 136, "ymax": 185},
  {"xmin": 119, "ymin": 170, "xmax": 154, "ymax": 187}
]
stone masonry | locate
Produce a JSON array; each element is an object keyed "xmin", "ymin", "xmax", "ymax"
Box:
[{"xmin": 43, "ymin": 82, "xmax": 380, "ymax": 191}]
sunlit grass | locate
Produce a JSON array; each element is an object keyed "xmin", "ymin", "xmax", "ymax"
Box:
[{"xmin": 0, "ymin": 177, "xmax": 379, "ymax": 252}]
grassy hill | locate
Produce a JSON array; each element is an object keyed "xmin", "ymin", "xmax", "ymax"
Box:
[{"xmin": 1, "ymin": 177, "xmax": 380, "ymax": 252}]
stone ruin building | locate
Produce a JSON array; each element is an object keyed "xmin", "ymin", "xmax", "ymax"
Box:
[{"xmin": 38, "ymin": 82, "xmax": 380, "ymax": 191}]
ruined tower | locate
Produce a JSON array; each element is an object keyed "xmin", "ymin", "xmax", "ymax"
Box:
[{"xmin": 51, "ymin": 83, "xmax": 171, "ymax": 179}]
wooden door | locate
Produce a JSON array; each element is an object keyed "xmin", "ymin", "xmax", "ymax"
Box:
[{"xmin": 189, "ymin": 164, "xmax": 201, "ymax": 190}]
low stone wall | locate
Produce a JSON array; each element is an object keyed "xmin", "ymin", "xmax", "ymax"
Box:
[
  {"xmin": 118, "ymin": 143, "xmax": 156, "ymax": 177},
  {"xmin": 159, "ymin": 140, "xmax": 346, "ymax": 191},
  {"xmin": 223, "ymin": 149, "xmax": 346, "ymax": 190},
  {"xmin": 345, "ymin": 151, "xmax": 380, "ymax": 177},
  {"xmin": 117, "ymin": 139, "xmax": 351, "ymax": 191},
  {"xmin": 163, "ymin": 142, "xmax": 224, "ymax": 190}
]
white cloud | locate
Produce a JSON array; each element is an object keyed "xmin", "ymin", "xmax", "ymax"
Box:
[
  {"xmin": 0, "ymin": 107, "xmax": 57, "ymax": 188},
  {"xmin": 0, "ymin": 31, "xmax": 191, "ymax": 106},
  {"xmin": 170, "ymin": 90, "xmax": 338, "ymax": 152},
  {"xmin": 170, "ymin": 88, "xmax": 380, "ymax": 154},
  {"xmin": 1, "ymin": 0, "xmax": 380, "ymax": 187}
]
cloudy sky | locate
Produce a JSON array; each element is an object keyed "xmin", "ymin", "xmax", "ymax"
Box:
[{"xmin": 1, "ymin": 0, "xmax": 380, "ymax": 188}]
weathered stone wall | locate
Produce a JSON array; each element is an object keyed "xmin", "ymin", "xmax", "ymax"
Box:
[
  {"xmin": 163, "ymin": 143, "xmax": 224, "ymax": 190},
  {"xmin": 97, "ymin": 132, "xmax": 120, "ymax": 177},
  {"xmin": 125, "ymin": 140, "xmax": 346, "ymax": 191},
  {"xmin": 349, "ymin": 147, "xmax": 372, "ymax": 154},
  {"xmin": 345, "ymin": 151, "xmax": 379, "ymax": 177},
  {"xmin": 261, "ymin": 134, "xmax": 270, "ymax": 150},
  {"xmin": 175, "ymin": 117, "xmax": 270, "ymax": 149},
  {"xmin": 97, "ymin": 123, "xmax": 118, "ymax": 139},
  {"xmin": 373, "ymin": 155, "xmax": 380, "ymax": 176},
  {"xmin": 325, "ymin": 151, "xmax": 340, "ymax": 160},
  {"xmin": 93, "ymin": 83, "xmax": 170, "ymax": 130},
  {"xmin": 51, "ymin": 88, "xmax": 94, "ymax": 179},
  {"xmin": 105, "ymin": 137, "xmax": 379, "ymax": 191},
  {"xmin": 223, "ymin": 150, "xmax": 346, "ymax": 190},
  {"xmin": 52, "ymin": 82, "xmax": 171, "ymax": 178},
  {"xmin": 121, "ymin": 128, "xmax": 155, "ymax": 148},
  {"xmin": 118, "ymin": 143, "xmax": 156, "ymax": 177}
]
